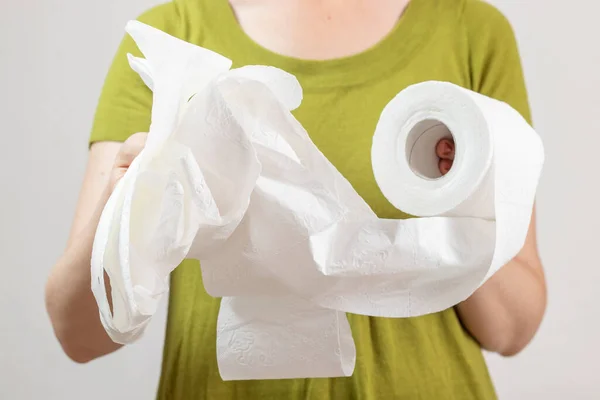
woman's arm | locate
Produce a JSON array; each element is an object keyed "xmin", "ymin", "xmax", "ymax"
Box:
[
  {"xmin": 456, "ymin": 209, "xmax": 546, "ymax": 356},
  {"xmin": 436, "ymin": 140, "xmax": 546, "ymax": 356},
  {"xmin": 451, "ymin": 1, "xmax": 547, "ymax": 355},
  {"xmin": 45, "ymin": 135, "xmax": 146, "ymax": 363},
  {"xmin": 45, "ymin": 2, "xmax": 181, "ymax": 362}
]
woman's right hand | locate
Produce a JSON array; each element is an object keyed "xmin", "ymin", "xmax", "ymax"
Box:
[{"xmin": 107, "ymin": 132, "xmax": 148, "ymax": 193}]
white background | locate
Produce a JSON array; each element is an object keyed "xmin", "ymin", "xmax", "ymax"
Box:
[{"xmin": 1, "ymin": 0, "xmax": 597, "ymax": 399}]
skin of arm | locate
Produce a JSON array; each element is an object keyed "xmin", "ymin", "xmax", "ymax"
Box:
[
  {"xmin": 437, "ymin": 138, "xmax": 547, "ymax": 356},
  {"xmin": 45, "ymin": 134, "xmax": 146, "ymax": 363}
]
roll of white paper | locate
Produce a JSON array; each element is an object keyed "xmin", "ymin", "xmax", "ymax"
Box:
[{"xmin": 372, "ymin": 80, "xmax": 544, "ymax": 281}]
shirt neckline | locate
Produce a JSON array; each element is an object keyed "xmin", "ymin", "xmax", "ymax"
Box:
[{"xmin": 208, "ymin": 0, "xmax": 441, "ymax": 90}]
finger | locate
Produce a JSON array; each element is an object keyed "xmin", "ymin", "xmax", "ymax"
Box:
[
  {"xmin": 438, "ymin": 159, "xmax": 453, "ymax": 175},
  {"xmin": 435, "ymin": 138, "xmax": 455, "ymax": 160}
]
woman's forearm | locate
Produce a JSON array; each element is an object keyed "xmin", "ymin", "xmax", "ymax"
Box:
[
  {"xmin": 45, "ymin": 187, "xmax": 122, "ymax": 363},
  {"xmin": 456, "ymin": 255, "xmax": 547, "ymax": 356}
]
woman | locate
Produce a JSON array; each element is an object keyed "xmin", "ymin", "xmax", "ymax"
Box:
[{"xmin": 45, "ymin": 0, "xmax": 547, "ymax": 398}]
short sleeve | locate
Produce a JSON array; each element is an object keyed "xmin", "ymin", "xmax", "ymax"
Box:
[
  {"xmin": 463, "ymin": 0, "xmax": 532, "ymax": 124},
  {"xmin": 89, "ymin": 2, "xmax": 183, "ymax": 145}
]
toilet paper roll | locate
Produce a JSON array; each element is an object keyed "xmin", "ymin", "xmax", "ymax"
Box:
[{"xmin": 372, "ymin": 80, "xmax": 544, "ymax": 281}]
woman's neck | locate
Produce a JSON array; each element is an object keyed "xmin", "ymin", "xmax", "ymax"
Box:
[{"xmin": 229, "ymin": 0, "xmax": 411, "ymax": 60}]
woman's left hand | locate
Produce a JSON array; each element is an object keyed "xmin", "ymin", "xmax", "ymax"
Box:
[
  {"xmin": 436, "ymin": 137, "xmax": 455, "ymax": 175},
  {"xmin": 433, "ymin": 138, "xmax": 546, "ymax": 356}
]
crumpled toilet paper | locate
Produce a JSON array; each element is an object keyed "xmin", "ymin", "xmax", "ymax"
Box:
[
  {"xmin": 90, "ymin": 20, "xmax": 304, "ymax": 344},
  {"xmin": 91, "ymin": 21, "xmax": 544, "ymax": 380}
]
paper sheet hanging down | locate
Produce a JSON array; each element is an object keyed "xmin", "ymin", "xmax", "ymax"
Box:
[{"xmin": 91, "ymin": 21, "xmax": 544, "ymax": 381}]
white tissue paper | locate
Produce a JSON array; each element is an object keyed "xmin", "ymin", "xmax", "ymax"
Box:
[{"xmin": 91, "ymin": 21, "xmax": 544, "ymax": 381}]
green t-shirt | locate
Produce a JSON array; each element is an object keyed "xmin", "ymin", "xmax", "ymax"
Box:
[{"xmin": 90, "ymin": 0, "xmax": 531, "ymax": 398}]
